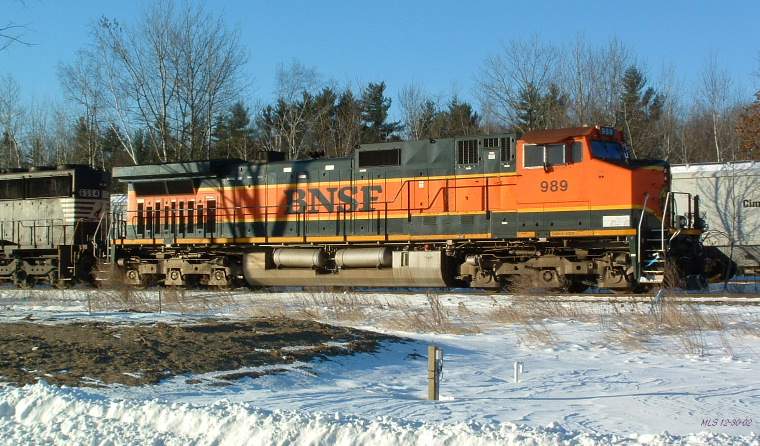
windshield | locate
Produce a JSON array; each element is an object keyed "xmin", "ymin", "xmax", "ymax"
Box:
[{"xmin": 590, "ymin": 140, "xmax": 627, "ymax": 161}]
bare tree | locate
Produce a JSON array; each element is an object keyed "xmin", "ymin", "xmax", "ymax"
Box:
[
  {"xmin": 0, "ymin": 22, "xmax": 28, "ymax": 51},
  {"xmin": 560, "ymin": 36, "xmax": 632, "ymax": 127},
  {"xmin": 49, "ymin": 104, "xmax": 73, "ymax": 165},
  {"xmin": 25, "ymin": 100, "xmax": 51, "ymax": 166},
  {"xmin": 562, "ymin": 35, "xmax": 598, "ymax": 126},
  {"xmin": 62, "ymin": 0, "xmax": 247, "ymax": 164},
  {"xmin": 59, "ymin": 50, "xmax": 105, "ymax": 167},
  {"xmin": 0, "ymin": 74, "xmax": 24, "ymax": 168},
  {"xmin": 263, "ymin": 60, "xmax": 322, "ymax": 159},
  {"xmin": 476, "ymin": 36, "xmax": 559, "ymax": 131},
  {"xmin": 699, "ymin": 54, "xmax": 735, "ymax": 162},
  {"xmin": 398, "ymin": 83, "xmax": 436, "ymax": 140},
  {"xmin": 656, "ymin": 65, "xmax": 685, "ymax": 162}
]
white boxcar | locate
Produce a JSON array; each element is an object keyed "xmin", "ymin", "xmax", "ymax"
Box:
[{"xmin": 671, "ymin": 162, "xmax": 760, "ymax": 274}]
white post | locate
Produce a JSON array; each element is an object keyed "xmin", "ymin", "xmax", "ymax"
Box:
[
  {"xmin": 513, "ymin": 361, "xmax": 519, "ymax": 383},
  {"xmin": 514, "ymin": 361, "xmax": 524, "ymax": 383}
]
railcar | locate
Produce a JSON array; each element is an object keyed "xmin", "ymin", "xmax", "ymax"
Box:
[
  {"xmin": 0, "ymin": 165, "xmax": 110, "ymax": 287},
  {"xmin": 671, "ymin": 162, "xmax": 759, "ymax": 276},
  {"xmin": 111, "ymin": 126, "xmax": 730, "ymax": 291}
]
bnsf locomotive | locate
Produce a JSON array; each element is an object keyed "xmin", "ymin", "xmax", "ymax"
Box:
[
  {"xmin": 109, "ymin": 126, "xmax": 730, "ymax": 291},
  {"xmin": 0, "ymin": 165, "xmax": 110, "ymax": 287}
]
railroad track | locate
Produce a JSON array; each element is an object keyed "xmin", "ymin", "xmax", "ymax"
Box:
[{"xmin": 2, "ymin": 286, "xmax": 758, "ymax": 305}]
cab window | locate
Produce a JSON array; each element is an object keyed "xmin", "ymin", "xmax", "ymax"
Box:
[
  {"xmin": 591, "ymin": 140, "xmax": 627, "ymax": 161},
  {"xmin": 523, "ymin": 143, "xmax": 581, "ymax": 168}
]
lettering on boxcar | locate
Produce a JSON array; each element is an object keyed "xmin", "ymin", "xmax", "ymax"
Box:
[
  {"xmin": 743, "ymin": 199, "xmax": 760, "ymax": 208},
  {"xmin": 286, "ymin": 185, "xmax": 383, "ymax": 214}
]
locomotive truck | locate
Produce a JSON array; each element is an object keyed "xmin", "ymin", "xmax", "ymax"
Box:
[{"xmin": 109, "ymin": 126, "xmax": 731, "ymax": 291}]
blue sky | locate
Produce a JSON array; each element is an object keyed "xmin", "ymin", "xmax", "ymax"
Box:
[{"xmin": 2, "ymin": 0, "xmax": 759, "ymax": 115}]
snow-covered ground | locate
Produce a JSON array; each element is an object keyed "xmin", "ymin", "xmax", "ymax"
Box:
[{"xmin": 1, "ymin": 288, "xmax": 759, "ymax": 445}]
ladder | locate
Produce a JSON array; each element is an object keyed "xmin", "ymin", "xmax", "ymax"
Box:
[{"xmin": 639, "ymin": 227, "xmax": 666, "ymax": 284}]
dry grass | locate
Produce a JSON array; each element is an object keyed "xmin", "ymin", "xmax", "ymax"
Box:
[
  {"xmin": 88, "ymin": 286, "xmax": 239, "ymax": 314},
  {"xmin": 382, "ymin": 292, "xmax": 480, "ymax": 334},
  {"xmin": 488, "ymin": 297, "xmax": 596, "ymax": 324},
  {"xmin": 601, "ymin": 301, "xmax": 728, "ymax": 356},
  {"xmin": 89, "ymin": 288, "xmax": 157, "ymax": 312},
  {"xmin": 246, "ymin": 301, "xmax": 289, "ymax": 319},
  {"xmin": 295, "ymin": 291, "xmax": 369, "ymax": 322},
  {"xmin": 523, "ymin": 322, "xmax": 557, "ymax": 346},
  {"xmin": 734, "ymin": 315, "xmax": 760, "ymax": 338}
]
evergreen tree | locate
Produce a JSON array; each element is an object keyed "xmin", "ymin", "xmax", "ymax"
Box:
[
  {"xmin": 514, "ymin": 82, "xmax": 568, "ymax": 132},
  {"xmin": 100, "ymin": 125, "xmax": 126, "ymax": 168},
  {"xmin": 360, "ymin": 82, "xmax": 400, "ymax": 143},
  {"xmin": 225, "ymin": 101, "xmax": 255, "ymax": 159},
  {"xmin": 306, "ymin": 87, "xmax": 338, "ymax": 158},
  {"xmin": 616, "ymin": 66, "xmax": 664, "ymax": 158},
  {"xmin": 334, "ymin": 89, "xmax": 362, "ymax": 156},
  {"xmin": 438, "ymin": 97, "xmax": 480, "ymax": 137},
  {"xmin": 543, "ymin": 83, "xmax": 569, "ymax": 129},
  {"xmin": 514, "ymin": 82, "xmax": 543, "ymax": 132}
]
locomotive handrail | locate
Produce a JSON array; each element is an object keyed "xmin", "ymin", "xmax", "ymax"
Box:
[
  {"xmin": 637, "ymin": 192, "xmax": 649, "ymax": 277},
  {"xmin": 661, "ymin": 191, "xmax": 693, "ymax": 253},
  {"xmin": 114, "ymin": 174, "xmax": 502, "ymax": 243}
]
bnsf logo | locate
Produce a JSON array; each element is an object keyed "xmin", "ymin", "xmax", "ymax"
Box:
[
  {"xmin": 78, "ymin": 189, "xmax": 101, "ymax": 198},
  {"xmin": 286, "ymin": 185, "xmax": 382, "ymax": 213}
]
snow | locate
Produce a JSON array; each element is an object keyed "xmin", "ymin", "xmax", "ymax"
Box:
[
  {"xmin": 0, "ymin": 382, "xmax": 755, "ymax": 446},
  {"xmin": 1, "ymin": 288, "xmax": 759, "ymax": 445}
]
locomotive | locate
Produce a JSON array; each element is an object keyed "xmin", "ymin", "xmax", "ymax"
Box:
[
  {"xmin": 109, "ymin": 126, "xmax": 731, "ymax": 291},
  {"xmin": 0, "ymin": 165, "xmax": 110, "ymax": 287}
]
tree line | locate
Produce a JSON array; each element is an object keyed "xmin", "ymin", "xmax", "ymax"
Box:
[{"xmin": 1, "ymin": 1, "xmax": 759, "ymax": 172}]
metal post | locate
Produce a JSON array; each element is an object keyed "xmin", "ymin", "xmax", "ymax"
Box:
[
  {"xmin": 428, "ymin": 345, "xmax": 442, "ymax": 400},
  {"xmin": 513, "ymin": 361, "xmax": 524, "ymax": 383}
]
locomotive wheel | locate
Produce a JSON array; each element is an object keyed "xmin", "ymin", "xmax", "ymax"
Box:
[
  {"xmin": 13, "ymin": 271, "xmax": 28, "ymax": 288},
  {"xmin": 564, "ymin": 279, "xmax": 589, "ymax": 294},
  {"xmin": 125, "ymin": 269, "xmax": 148, "ymax": 289},
  {"xmin": 48, "ymin": 270, "xmax": 68, "ymax": 289}
]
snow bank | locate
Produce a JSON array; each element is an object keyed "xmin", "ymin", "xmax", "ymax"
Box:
[{"xmin": 0, "ymin": 382, "xmax": 755, "ymax": 446}]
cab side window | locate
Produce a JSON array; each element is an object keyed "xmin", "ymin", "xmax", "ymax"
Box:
[
  {"xmin": 524, "ymin": 145, "xmax": 544, "ymax": 167},
  {"xmin": 524, "ymin": 142, "xmax": 582, "ymax": 168},
  {"xmin": 545, "ymin": 144, "xmax": 565, "ymax": 164}
]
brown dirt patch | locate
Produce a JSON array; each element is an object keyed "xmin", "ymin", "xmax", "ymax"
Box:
[{"xmin": 0, "ymin": 318, "xmax": 397, "ymax": 387}]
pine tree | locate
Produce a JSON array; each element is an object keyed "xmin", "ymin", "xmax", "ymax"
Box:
[
  {"xmin": 617, "ymin": 66, "xmax": 664, "ymax": 159},
  {"xmin": 438, "ymin": 97, "xmax": 480, "ymax": 137},
  {"xmin": 514, "ymin": 82, "xmax": 543, "ymax": 132},
  {"xmin": 360, "ymin": 82, "xmax": 400, "ymax": 143},
  {"xmin": 334, "ymin": 89, "xmax": 362, "ymax": 156},
  {"xmin": 214, "ymin": 102, "xmax": 256, "ymax": 160},
  {"xmin": 514, "ymin": 82, "xmax": 568, "ymax": 132}
]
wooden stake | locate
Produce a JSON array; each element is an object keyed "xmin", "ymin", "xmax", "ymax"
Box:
[{"xmin": 428, "ymin": 345, "xmax": 441, "ymax": 400}]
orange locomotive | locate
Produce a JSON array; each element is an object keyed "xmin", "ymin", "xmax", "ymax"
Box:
[{"xmin": 111, "ymin": 126, "xmax": 731, "ymax": 291}]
